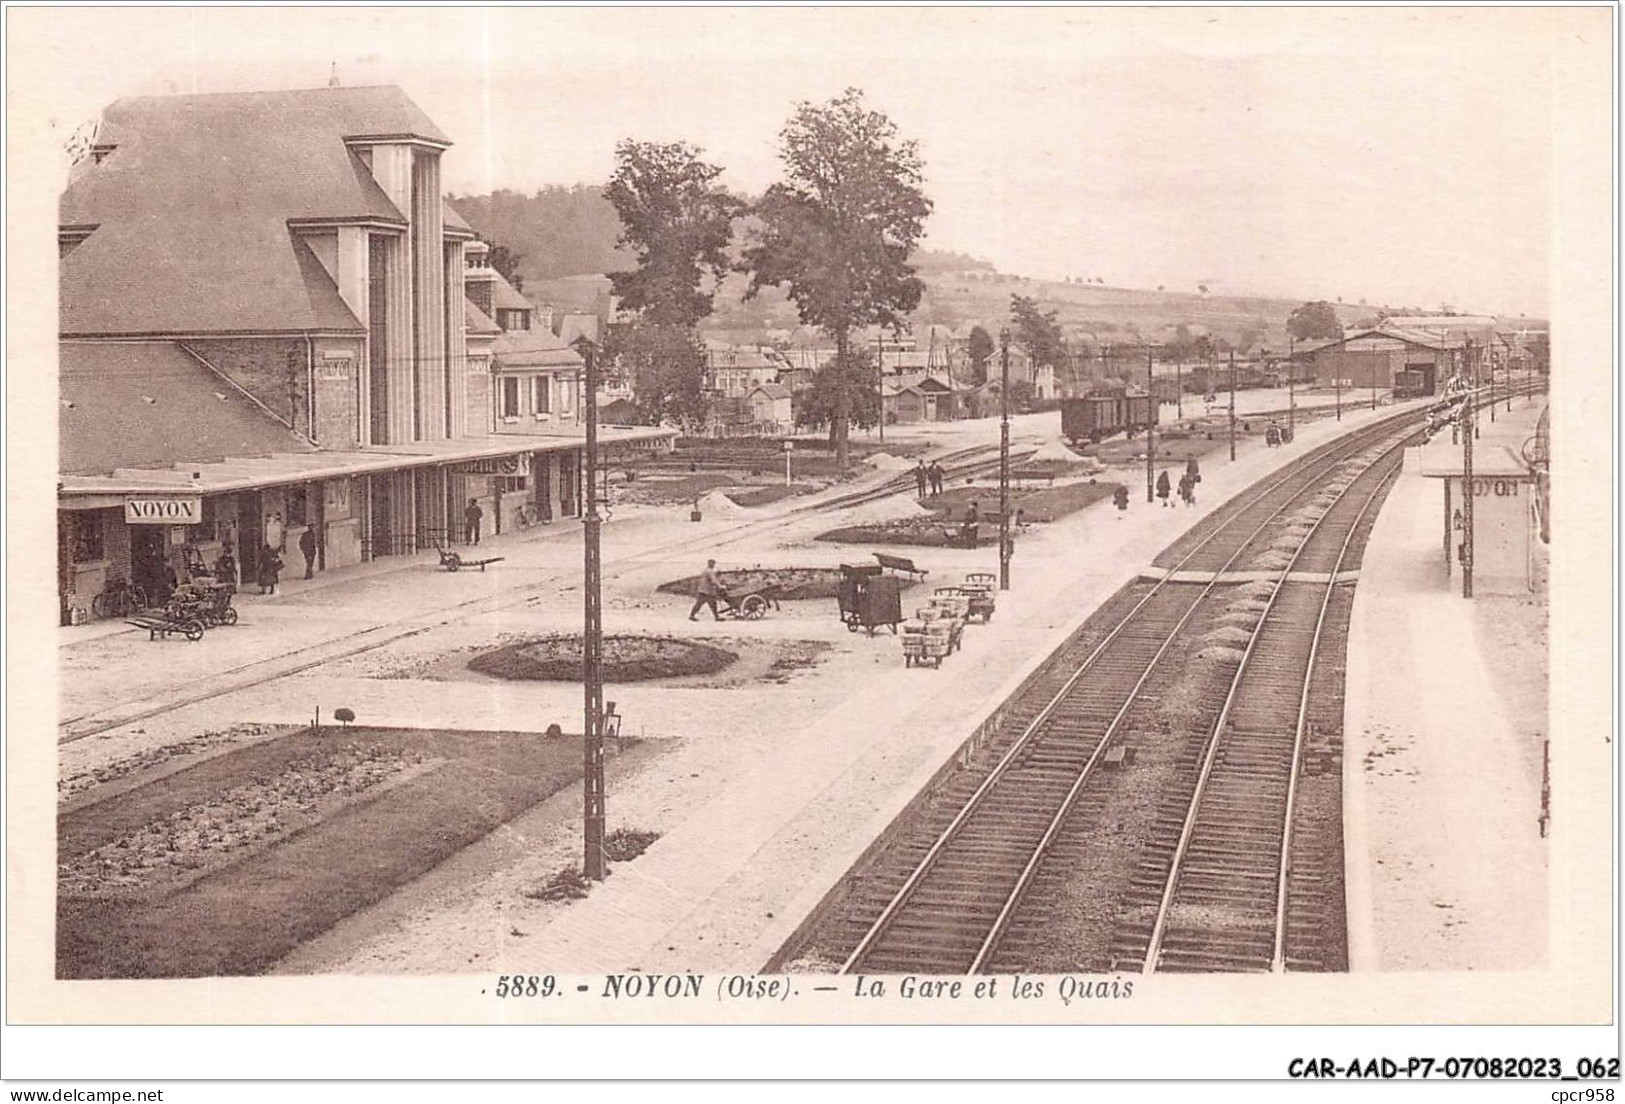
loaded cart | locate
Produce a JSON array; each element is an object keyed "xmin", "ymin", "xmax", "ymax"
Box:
[
  {"xmin": 959, "ymin": 572, "xmax": 997, "ymax": 623},
  {"xmin": 902, "ymin": 608, "xmax": 957, "ymax": 668},
  {"xmin": 837, "ymin": 563, "xmax": 903, "ymax": 635}
]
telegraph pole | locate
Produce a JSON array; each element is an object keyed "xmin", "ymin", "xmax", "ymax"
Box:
[
  {"xmin": 579, "ymin": 339, "xmax": 606, "ymax": 880},
  {"xmin": 999, "ymin": 328, "xmax": 1011, "ymax": 591},
  {"xmin": 876, "ymin": 330, "xmax": 885, "ymax": 444},
  {"xmin": 1335, "ymin": 362, "xmax": 1342, "ymax": 421},
  {"xmin": 1146, "ymin": 345, "xmax": 1156, "ymax": 503},
  {"xmin": 1488, "ymin": 339, "xmax": 1496, "ymax": 423},
  {"xmin": 1461, "ymin": 379, "xmax": 1475, "ymax": 599},
  {"xmin": 1228, "ymin": 349, "xmax": 1237, "ymax": 461},
  {"xmin": 1287, "ymin": 337, "xmax": 1296, "ymax": 441}
]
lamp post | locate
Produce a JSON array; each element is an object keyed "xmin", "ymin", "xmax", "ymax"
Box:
[
  {"xmin": 576, "ymin": 337, "xmax": 606, "ymax": 881},
  {"xmin": 998, "ymin": 328, "xmax": 1011, "ymax": 591}
]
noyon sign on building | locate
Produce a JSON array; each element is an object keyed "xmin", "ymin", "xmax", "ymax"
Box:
[{"xmin": 124, "ymin": 496, "xmax": 201, "ymax": 524}]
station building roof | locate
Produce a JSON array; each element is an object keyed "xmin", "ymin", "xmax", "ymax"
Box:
[{"xmin": 59, "ymin": 341, "xmax": 315, "ymax": 477}]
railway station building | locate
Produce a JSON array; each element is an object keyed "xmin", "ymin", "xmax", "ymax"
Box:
[{"xmin": 56, "ymin": 84, "xmax": 672, "ymax": 621}]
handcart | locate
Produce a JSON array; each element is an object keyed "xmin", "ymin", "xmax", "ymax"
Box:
[
  {"xmin": 173, "ymin": 581, "xmax": 238, "ymax": 626},
  {"xmin": 837, "ymin": 563, "xmax": 903, "ymax": 635},
  {"xmin": 126, "ymin": 607, "xmax": 206, "ymax": 642},
  {"xmin": 902, "ymin": 608, "xmax": 956, "ymax": 668},
  {"xmin": 438, "ymin": 547, "xmax": 505, "ymax": 573},
  {"xmin": 959, "ymin": 572, "xmax": 998, "ymax": 623}
]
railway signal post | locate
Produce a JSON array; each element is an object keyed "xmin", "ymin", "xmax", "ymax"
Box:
[{"xmin": 577, "ymin": 337, "xmax": 607, "ymax": 881}]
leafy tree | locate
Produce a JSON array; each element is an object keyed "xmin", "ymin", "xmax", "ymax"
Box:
[
  {"xmin": 1010, "ymin": 294, "xmax": 1064, "ymax": 375},
  {"xmin": 604, "ymin": 140, "xmax": 743, "ymax": 329},
  {"xmin": 794, "ymin": 347, "xmax": 880, "ymax": 437},
  {"xmin": 742, "ymin": 88, "xmax": 932, "ymax": 469},
  {"xmin": 1286, "ymin": 300, "xmax": 1344, "ymax": 342},
  {"xmin": 602, "ymin": 322, "xmax": 709, "ymax": 427},
  {"xmin": 484, "ymin": 240, "xmax": 525, "ymax": 292},
  {"xmin": 967, "ymin": 325, "xmax": 995, "ymax": 384},
  {"xmin": 603, "ymin": 140, "xmax": 742, "ymax": 424}
]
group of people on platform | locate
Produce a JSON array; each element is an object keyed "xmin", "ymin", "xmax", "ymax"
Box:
[{"xmin": 914, "ymin": 459, "xmax": 948, "ymax": 500}]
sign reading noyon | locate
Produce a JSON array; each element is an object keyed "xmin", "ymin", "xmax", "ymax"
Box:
[{"xmin": 124, "ymin": 496, "xmax": 201, "ymax": 524}]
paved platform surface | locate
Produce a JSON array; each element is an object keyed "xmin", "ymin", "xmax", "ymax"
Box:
[{"xmin": 1342, "ymin": 401, "xmax": 1548, "ymax": 971}]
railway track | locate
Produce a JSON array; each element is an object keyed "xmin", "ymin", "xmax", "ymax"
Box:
[
  {"xmin": 810, "ymin": 390, "xmax": 1530, "ymax": 975},
  {"xmin": 809, "ymin": 386, "xmax": 1540, "ymax": 975}
]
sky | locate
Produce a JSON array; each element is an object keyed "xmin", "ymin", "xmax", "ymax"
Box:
[{"xmin": 17, "ymin": 6, "xmax": 1603, "ymax": 318}]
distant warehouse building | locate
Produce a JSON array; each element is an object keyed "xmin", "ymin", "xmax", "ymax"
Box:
[{"xmin": 1298, "ymin": 326, "xmax": 1463, "ymax": 397}]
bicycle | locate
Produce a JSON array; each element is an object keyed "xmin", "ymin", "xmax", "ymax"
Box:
[{"xmin": 91, "ymin": 575, "xmax": 148, "ymax": 619}]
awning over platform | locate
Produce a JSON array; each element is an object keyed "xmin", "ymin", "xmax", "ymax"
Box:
[{"xmin": 59, "ymin": 425, "xmax": 675, "ymax": 503}]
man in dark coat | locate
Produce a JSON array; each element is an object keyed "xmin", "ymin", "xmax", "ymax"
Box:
[
  {"xmin": 464, "ymin": 498, "xmax": 484, "ymax": 545},
  {"xmin": 299, "ymin": 526, "xmax": 317, "ymax": 580},
  {"xmin": 258, "ymin": 545, "xmax": 282, "ymax": 595}
]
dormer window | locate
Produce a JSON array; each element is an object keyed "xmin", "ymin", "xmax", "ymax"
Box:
[{"xmin": 497, "ymin": 308, "xmax": 530, "ymax": 332}]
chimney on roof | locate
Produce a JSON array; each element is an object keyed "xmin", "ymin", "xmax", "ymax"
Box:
[{"xmin": 328, "ymin": 62, "xmax": 340, "ymax": 88}]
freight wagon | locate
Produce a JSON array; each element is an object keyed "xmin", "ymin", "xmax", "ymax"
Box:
[{"xmin": 1060, "ymin": 387, "xmax": 1158, "ymax": 445}]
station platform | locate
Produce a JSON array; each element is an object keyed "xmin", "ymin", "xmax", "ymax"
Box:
[
  {"xmin": 256, "ymin": 399, "xmax": 1425, "ymax": 976},
  {"xmin": 1342, "ymin": 400, "xmax": 1548, "ymax": 970}
]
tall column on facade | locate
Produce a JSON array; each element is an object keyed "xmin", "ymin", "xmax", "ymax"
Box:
[
  {"xmin": 444, "ymin": 240, "xmax": 468, "ymax": 438},
  {"xmin": 387, "ymin": 232, "xmax": 414, "ymax": 443},
  {"xmin": 412, "ymin": 150, "xmax": 447, "ymax": 441}
]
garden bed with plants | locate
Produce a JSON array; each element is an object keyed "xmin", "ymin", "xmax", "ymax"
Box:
[
  {"xmin": 57, "ymin": 726, "xmax": 602, "ymax": 978},
  {"xmin": 469, "ymin": 634, "xmax": 738, "ymax": 682}
]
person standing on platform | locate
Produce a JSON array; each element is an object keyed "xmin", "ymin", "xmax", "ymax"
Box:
[
  {"xmin": 264, "ymin": 511, "xmax": 284, "ymax": 554},
  {"xmin": 213, "ymin": 545, "xmax": 237, "ymax": 592},
  {"xmin": 928, "ymin": 460, "xmax": 944, "ymax": 497},
  {"xmin": 914, "ymin": 460, "xmax": 929, "ymax": 501},
  {"xmin": 258, "ymin": 545, "xmax": 282, "ymax": 595},
  {"xmin": 1113, "ymin": 484, "xmax": 1130, "ymax": 517},
  {"xmin": 299, "ymin": 526, "xmax": 317, "ymax": 580},
  {"xmin": 464, "ymin": 498, "xmax": 483, "ymax": 546},
  {"xmin": 1156, "ymin": 469, "xmax": 1171, "ymax": 507}
]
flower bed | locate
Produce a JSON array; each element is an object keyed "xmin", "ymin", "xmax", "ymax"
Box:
[
  {"xmin": 657, "ymin": 566, "xmax": 855, "ymax": 601},
  {"xmin": 469, "ymin": 634, "xmax": 738, "ymax": 682}
]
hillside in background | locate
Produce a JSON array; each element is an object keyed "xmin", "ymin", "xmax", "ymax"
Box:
[{"xmin": 450, "ymin": 188, "xmax": 1523, "ymax": 352}]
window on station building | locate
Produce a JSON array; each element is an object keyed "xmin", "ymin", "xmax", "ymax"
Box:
[
  {"xmin": 559, "ymin": 376, "xmax": 574, "ymax": 413},
  {"xmin": 285, "ymin": 486, "xmax": 308, "ymax": 527},
  {"xmin": 502, "ymin": 376, "xmax": 520, "ymax": 417},
  {"xmin": 533, "ymin": 376, "xmax": 551, "ymax": 414},
  {"xmin": 67, "ymin": 512, "xmax": 105, "ymax": 563}
]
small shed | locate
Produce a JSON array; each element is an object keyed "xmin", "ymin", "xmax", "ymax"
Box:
[{"xmin": 1416, "ymin": 424, "xmax": 1543, "ymax": 595}]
